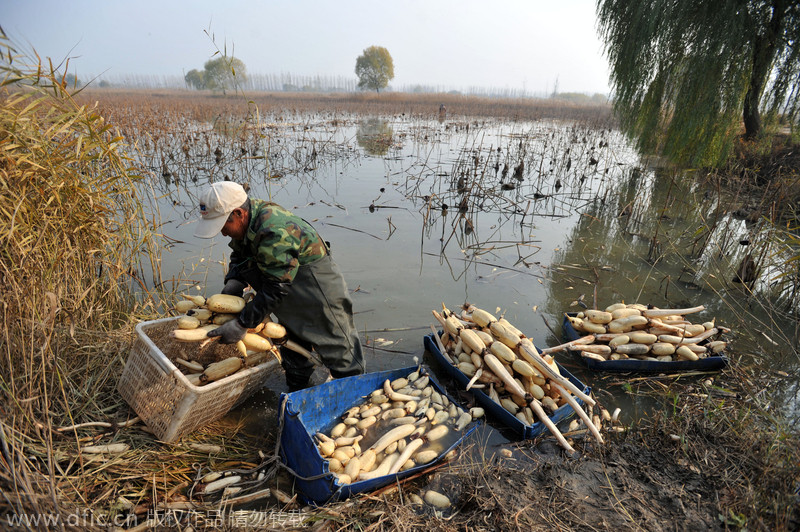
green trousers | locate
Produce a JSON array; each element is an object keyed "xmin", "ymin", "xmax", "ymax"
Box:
[{"xmin": 273, "ymin": 255, "xmax": 365, "ymax": 388}]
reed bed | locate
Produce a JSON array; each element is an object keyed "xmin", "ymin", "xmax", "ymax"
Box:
[
  {"xmin": 81, "ymin": 88, "xmax": 615, "ymax": 125},
  {"xmin": 0, "ymin": 38, "xmax": 171, "ymax": 529}
]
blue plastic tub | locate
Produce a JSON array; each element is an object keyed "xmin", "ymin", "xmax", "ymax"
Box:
[
  {"xmin": 279, "ymin": 366, "xmax": 479, "ymax": 505},
  {"xmin": 562, "ymin": 313, "xmax": 728, "ymax": 372},
  {"xmin": 423, "ymin": 332, "xmax": 589, "ymax": 439}
]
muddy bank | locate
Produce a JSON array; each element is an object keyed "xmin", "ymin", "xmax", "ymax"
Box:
[
  {"xmin": 309, "ymin": 436, "xmax": 722, "ymax": 531},
  {"xmin": 453, "ymin": 438, "xmax": 718, "ymax": 531}
]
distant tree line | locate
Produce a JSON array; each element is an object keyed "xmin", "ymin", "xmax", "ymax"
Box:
[
  {"xmin": 91, "ymin": 45, "xmax": 605, "ymax": 100},
  {"xmin": 92, "ymin": 72, "xmax": 605, "ymax": 100},
  {"xmin": 89, "ymin": 43, "xmax": 610, "ymax": 100},
  {"xmin": 180, "ymin": 47, "xmax": 396, "ymax": 94},
  {"xmin": 247, "ymin": 73, "xmax": 358, "ymax": 92}
]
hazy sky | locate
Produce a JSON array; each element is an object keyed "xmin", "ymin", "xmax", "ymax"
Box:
[{"xmin": 1, "ymin": 0, "xmax": 611, "ymax": 95}]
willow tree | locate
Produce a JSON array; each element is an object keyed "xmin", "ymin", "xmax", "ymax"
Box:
[
  {"xmin": 597, "ymin": 0, "xmax": 800, "ymax": 167},
  {"xmin": 355, "ymin": 46, "xmax": 394, "ymax": 92}
]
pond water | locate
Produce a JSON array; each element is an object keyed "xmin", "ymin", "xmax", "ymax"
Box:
[{"xmin": 131, "ymin": 110, "xmax": 799, "ymax": 436}]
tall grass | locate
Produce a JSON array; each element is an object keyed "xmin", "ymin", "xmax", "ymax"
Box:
[{"xmin": 0, "ymin": 34, "xmax": 162, "ymax": 524}]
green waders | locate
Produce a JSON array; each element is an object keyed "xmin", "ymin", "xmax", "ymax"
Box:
[{"xmin": 272, "ymin": 255, "xmax": 365, "ymax": 390}]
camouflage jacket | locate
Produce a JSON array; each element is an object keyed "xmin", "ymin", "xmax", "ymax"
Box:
[{"xmin": 228, "ymin": 199, "xmax": 328, "ymax": 283}]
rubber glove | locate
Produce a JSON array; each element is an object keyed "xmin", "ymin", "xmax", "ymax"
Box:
[
  {"xmin": 221, "ymin": 278, "xmax": 247, "ymax": 297},
  {"xmin": 208, "ymin": 318, "xmax": 247, "ymax": 344},
  {"xmin": 238, "ymin": 279, "xmax": 290, "ymax": 328}
]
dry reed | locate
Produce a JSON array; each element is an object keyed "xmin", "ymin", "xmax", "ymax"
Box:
[{"xmin": 0, "ymin": 35, "xmax": 167, "ymax": 529}]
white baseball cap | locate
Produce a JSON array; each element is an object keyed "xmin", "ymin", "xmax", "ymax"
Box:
[{"xmin": 194, "ymin": 182, "xmax": 248, "ymax": 238}]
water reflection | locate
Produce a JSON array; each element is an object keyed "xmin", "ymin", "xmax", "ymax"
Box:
[{"xmin": 355, "ymin": 118, "xmax": 394, "ymax": 156}]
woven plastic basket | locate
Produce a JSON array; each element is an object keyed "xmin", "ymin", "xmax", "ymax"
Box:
[{"xmin": 118, "ymin": 317, "xmax": 279, "ymax": 442}]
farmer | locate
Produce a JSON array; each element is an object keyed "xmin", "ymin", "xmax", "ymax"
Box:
[{"xmin": 193, "ymin": 181, "xmax": 365, "ymax": 391}]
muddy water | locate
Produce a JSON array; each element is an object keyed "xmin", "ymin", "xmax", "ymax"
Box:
[{"xmin": 137, "ymin": 112, "xmax": 799, "ymax": 445}]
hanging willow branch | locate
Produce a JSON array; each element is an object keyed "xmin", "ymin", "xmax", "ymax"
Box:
[{"xmin": 596, "ymin": 0, "xmax": 800, "ymax": 167}]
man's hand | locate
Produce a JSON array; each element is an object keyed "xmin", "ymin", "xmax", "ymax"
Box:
[
  {"xmin": 221, "ymin": 279, "xmax": 247, "ymax": 296},
  {"xmin": 208, "ymin": 319, "xmax": 247, "ymax": 344}
]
